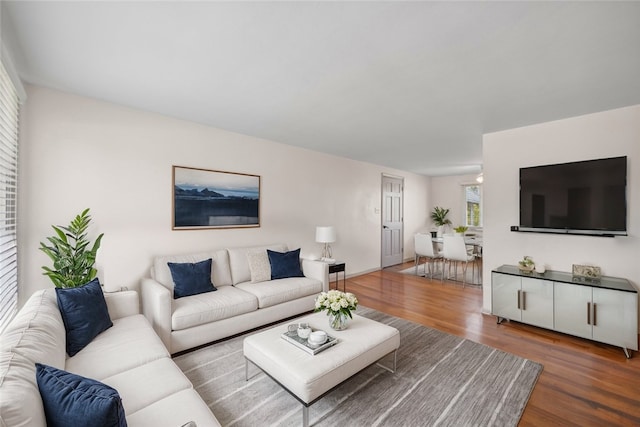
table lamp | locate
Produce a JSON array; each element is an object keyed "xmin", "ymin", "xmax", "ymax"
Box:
[{"xmin": 315, "ymin": 226, "xmax": 336, "ymax": 261}]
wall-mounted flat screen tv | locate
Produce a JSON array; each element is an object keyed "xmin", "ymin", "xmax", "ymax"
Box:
[{"xmin": 519, "ymin": 156, "xmax": 627, "ymax": 236}]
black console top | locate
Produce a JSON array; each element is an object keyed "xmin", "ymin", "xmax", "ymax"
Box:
[{"xmin": 493, "ymin": 265, "xmax": 636, "ymax": 293}]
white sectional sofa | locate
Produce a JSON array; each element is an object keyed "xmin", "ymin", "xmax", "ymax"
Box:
[
  {"xmin": 0, "ymin": 288, "xmax": 220, "ymax": 427},
  {"xmin": 141, "ymin": 244, "xmax": 329, "ymax": 354}
]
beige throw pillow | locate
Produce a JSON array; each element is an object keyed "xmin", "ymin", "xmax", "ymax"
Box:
[{"xmin": 246, "ymin": 250, "xmax": 271, "ymax": 283}]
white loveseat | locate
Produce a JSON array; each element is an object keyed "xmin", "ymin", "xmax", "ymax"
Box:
[
  {"xmin": 0, "ymin": 288, "xmax": 220, "ymax": 427},
  {"xmin": 141, "ymin": 244, "xmax": 329, "ymax": 354}
]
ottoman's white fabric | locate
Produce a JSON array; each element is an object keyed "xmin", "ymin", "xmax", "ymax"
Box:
[{"xmin": 243, "ymin": 312, "xmax": 400, "ymax": 403}]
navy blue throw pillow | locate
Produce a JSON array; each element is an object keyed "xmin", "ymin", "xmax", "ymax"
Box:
[
  {"xmin": 267, "ymin": 248, "xmax": 304, "ymax": 280},
  {"xmin": 36, "ymin": 363, "xmax": 127, "ymax": 427},
  {"xmin": 56, "ymin": 278, "xmax": 113, "ymax": 357},
  {"xmin": 168, "ymin": 258, "xmax": 217, "ymax": 299}
]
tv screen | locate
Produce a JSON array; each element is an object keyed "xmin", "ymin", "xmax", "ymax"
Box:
[{"xmin": 519, "ymin": 156, "xmax": 627, "ymax": 236}]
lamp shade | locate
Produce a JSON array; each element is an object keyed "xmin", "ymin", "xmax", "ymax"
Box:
[{"xmin": 315, "ymin": 226, "xmax": 336, "ymax": 243}]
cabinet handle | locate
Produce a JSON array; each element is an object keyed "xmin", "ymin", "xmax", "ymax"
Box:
[
  {"xmin": 522, "ymin": 291, "xmax": 526, "ymax": 311},
  {"xmin": 517, "ymin": 290, "xmax": 521, "ymax": 309},
  {"xmin": 593, "ymin": 303, "xmax": 597, "ymax": 326},
  {"xmin": 587, "ymin": 302, "xmax": 591, "ymax": 325}
]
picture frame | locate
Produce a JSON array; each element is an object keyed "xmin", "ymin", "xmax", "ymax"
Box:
[{"xmin": 172, "ymin": 165, "xmax": 260, "ymax": 230}]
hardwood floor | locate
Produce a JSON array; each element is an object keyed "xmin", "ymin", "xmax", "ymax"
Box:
[{"xmin": 345, "ymin": 263, "xmax": 640, "ymax": 426}]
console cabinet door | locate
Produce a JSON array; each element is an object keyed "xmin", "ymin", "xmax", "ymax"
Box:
[
  {"xmin": 592, "ymin": 288, "xmax": 638, "ymax": 351},
  {"xmin": 554, "ymin": 282, "xmax": 592, "ymax": 340},
  {"xmin": 520, "ymin": 277, "xmax": 554, "ymax": 329},
  {"xmin": 492, "ymin": 273, "xmax": 521, "ymax": 321}
]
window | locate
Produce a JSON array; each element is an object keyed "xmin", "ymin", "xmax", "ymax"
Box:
[
  {"xmin": 463, "ymin": 184, "xmax": 482, "ymax": 227},
  {"xmin": 0, "ymin": 60, "xmax": 19, "ymax": 333}
]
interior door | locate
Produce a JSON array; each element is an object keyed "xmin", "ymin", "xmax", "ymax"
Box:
[{"xmin": 381, "ymin": 175, "xmax": 403, "ymax": 267}]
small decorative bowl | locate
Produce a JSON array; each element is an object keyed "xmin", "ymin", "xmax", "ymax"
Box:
[
  {"xmin": 308, "ymin": 330, "xmax": 327, "ymax": 345},
  {"xmin": 518, "ymin": 265, "xmax": 534, "ymax": 273}
]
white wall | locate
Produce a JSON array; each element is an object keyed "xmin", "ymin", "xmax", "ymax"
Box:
[
  {"xmin": 430, "ymin": 173, "xmax": 481, "ymax": 231},
  {"xmin": 18, "ymin": 85, "xmax": 430, "ymax": 305},
  {"xmin": 482, "ymin": 105, "xmax": 640, "ymax": 314}
]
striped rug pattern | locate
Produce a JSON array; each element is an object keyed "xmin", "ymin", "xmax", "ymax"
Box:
[{"xmin": 174, "ymin": 308, "xmax": 542, "ymax": 427}]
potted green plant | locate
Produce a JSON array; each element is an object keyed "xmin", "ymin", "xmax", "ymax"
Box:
[
  {"xmin": 430, "ymin": 206, "xmax": 452, "ymax": 236},
  {"xmin": 518, "ymin": 256, "xmax": 535, "ymax": 273},
  {"xmin": 39, "ymin": 208, "xmax": 104, "ymax": 288},
  {"xmin": 454, "ymin": 225, "xmax": 468, "ymax": 235}
]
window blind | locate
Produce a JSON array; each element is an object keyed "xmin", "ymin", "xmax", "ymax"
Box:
[{"xmin": 0, "ymin": 60, "xmax": 19, "ymax": 333}]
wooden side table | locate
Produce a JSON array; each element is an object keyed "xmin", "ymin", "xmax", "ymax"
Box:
[{"xmin": 329, "ymin": 262, "xmax": 346, "ymax": 292}]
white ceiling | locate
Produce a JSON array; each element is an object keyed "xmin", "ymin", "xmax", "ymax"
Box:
[{"xmin": 3, "ymin": 1, "xmax": 640, "ymax": 176}]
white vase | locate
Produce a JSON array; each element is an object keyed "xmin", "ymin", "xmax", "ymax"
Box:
[{"xmin": 437, "ymin": 224, "xmax": 451, "ymax": 237}]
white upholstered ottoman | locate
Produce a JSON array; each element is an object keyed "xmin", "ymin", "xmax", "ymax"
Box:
[{"xmin": 243, "ymin": 311, "xmax": 400, "ymax": 426}]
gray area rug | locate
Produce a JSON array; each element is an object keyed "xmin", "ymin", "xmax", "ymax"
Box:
[{"xmin": 174, "ymin": 308, "xmax": 542, "ymax": 427}]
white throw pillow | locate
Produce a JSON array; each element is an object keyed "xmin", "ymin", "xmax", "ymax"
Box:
[{"xmin": 246, "ymin": 251, "xmax": 271, "ymax": 283}]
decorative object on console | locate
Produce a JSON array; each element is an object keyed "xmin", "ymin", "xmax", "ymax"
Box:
[
  {"xmin": 534, "ymin": 264, "xmax": 546, "ymax": 274},
  {"xmin": 572, "ymin": 264, "xmax": 601, "ymax": 279},
  {"xmin": 39, "ymin": 208, "xmax": 104, "ymax": 288},
  {"xmin": 314, "ymin": 290, "xmax": 358, "ymax": 330},
  {"xmin": 173, "ymin": 165, "xmax": 260, "ymax": 230},
  {"xmin": 315, "ymin": 226, "xmax": 336, "ymax": 260},
  {"xmin": 518, "ymin": 256, "xmax": 535, "ymax": 272}
]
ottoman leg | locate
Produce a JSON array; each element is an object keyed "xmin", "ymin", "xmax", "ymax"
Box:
[
  {"xmin": 302, "ymin": 405, "xmax": 309, "ymax": 427},
  {"xmin": 376, "ymin": 349, "xmax": 397, "ymax": 373}
]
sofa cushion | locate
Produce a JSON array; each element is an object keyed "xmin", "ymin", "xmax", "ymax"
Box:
[
  {"xmin": 153, "ymin": 249, "xmax": 232, "ymax": 291},
  {"xmin": 228, "ymin": 244, "xmax": 287, "ymax": 285},
  {"xmin": 125, "ymin": 389, "xmax": 221, "ymax": 427},
  {"xmin": 55, "ymin": 279, "xmax": 113, "ymax": 357},
  {"xmin": 36, "ymin": 363, "xmax": 127, "ymax": 427},
  {"xmin": 0, "ymin": 289, "xmax": 66, "ymax": 369},
  {"xmin": 267, "ymin": 248, "xmax": 304, "ymax": 279},
  {"xmin": 101, "ymin": 357, "xmax": 192, "ymax": 416},
  {"xmin": 246, "ymin": 250, "xmax": 271, "ymax": 283},
  {"xmin": 0, "ymin": 351, "xmax": 47, "ymax": 427},
  {"xmin": 65, "ymin": 314, "xmax": 168, "ymax": 380},
  {"xmin": 235, "ymin": 277, "xmax": 322, "ymax": 309},
  {"xmin": 171, "ymin": 286, "xmax": 258, "ymax": 331},
  {"xmin": 168, "ymin": 258, "xmax": 217, "ymax": 299}
]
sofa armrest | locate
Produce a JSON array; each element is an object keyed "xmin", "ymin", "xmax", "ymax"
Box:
[
  {"xmin": 141, "ymin": 277, "xmax": 172, "ymax": 351},
  {"xmin": 103, "ymin": 290, "xmax": 139, "ymax": 320},
  {"xmin": 301, "ymin": 259, "xmax": 329, "ymax": 292}
]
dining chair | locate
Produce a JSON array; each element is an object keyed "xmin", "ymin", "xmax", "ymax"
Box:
[
  {"xmin": 414, "ymin": 233, "xmax": 442, "ymax": 279},
  {"xmin": 442, "ymin": 234, "xmax": 476, "ymax": 286}
]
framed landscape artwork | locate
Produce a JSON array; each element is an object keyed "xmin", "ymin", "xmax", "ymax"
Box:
[{"xmin": 172, "ymin": 166, "xmax": 261, "ymax": 230}]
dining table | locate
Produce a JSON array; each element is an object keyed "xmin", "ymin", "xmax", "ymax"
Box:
[{"xmin": 431, "ymin": 235, "xmax": 483, "ymax": 284}]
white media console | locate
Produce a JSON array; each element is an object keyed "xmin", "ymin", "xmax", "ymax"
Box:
[{"xmin": 492, "ymin": 265, "xmax": 638, "ymax": 358}]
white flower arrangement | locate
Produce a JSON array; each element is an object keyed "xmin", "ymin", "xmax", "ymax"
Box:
[{"xmin": 314, "ymin": 290, "xmax": 358, "ymax": 318}]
